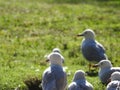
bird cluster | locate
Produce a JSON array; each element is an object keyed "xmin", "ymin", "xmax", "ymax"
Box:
[{"xmin": 41, "ymin": 29, "xmax": 120, "ymax": 90}]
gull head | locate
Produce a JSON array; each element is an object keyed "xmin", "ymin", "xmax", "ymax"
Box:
[
  {"xmin": 45, "ymin": 48, "xmax": 61, "ymax": 62},
  {"xmin": 49, "ymin": 52, "xmax": 62, "ymax": 66},
  {"xmin": 52, "ymin": 48, "xmax": 61, "ymax": 53},
  {"xmin": 111, "ymin": 71, "xmax": 120, "ymax": 81},
  {"xmin": 93, "ymin": 60, "xmax": 112, "ymax": 69},
  {"xmin": 77, "ymin": 29, "xmax": 95, "ymax": 39},
  {"xmin": 73, "ymin": 70, "xmax": 86, "ymax": 81}
]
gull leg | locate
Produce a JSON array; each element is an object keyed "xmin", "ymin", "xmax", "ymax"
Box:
[
  {"xmin": 86, "ymin": 63, "xmax": 98, "ymax": 76},
  {"xmin": 89, "ymin": 63, "xmax": 92, "ymax": 72}
]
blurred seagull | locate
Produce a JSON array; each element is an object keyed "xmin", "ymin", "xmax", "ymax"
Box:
[
  {"xmin": 93, "ymin": 60, "xmax": 120, "ymax": 84},
  {"xmin": 68, "ymin": 70, "xmax": 93, "ymax": 90},
  {"xmin": 77, "ymin": 29, "xmax": 108, "ymax": 71},
  {"xmin": 106, "ymin": 71, "xmax": 120, "ymax": 90},
  {"xmin": 46, "ymin": 48, "xmax": 64, "ymax": 63},
  {"xmin": 42, "ymin": 52, "xmax": 67, "ymax": 90}
]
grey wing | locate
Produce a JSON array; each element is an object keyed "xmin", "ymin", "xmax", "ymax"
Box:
[
  {"xmin": 97, "ymin": 41, "xmax": 106, "ymax": 53},
  {"xmin": 85, "ymin": 82, "xmax": 94, "ymax": 90},
  {"xmin": 107, "ymin": 81, "xmax": 119, "ymax": 90},
  {"xmin": 82, "ymin": 43, "xmax": 107, "ymax": 62},
  {"xmin": 42, "ymin": 70, "xmax": 57, "ymax": 90},
  {"xmin": 100, "ymin": 70, "xmax": 114, "ymax": 84},
  {"xmin": 100, "ymin": 69, "xmax": 120, "ymax": 84},
  {"xmin": 68, "ymin": 82, "xmax": 77, "ymax": 90},
  {"xmin": 97, "ymin": 42, "xmax": 107, "ymax": 59},
  {"xmin": 78, "ymin": 82, "xmax": 93, "ymax": 90},
  {"xmin": 56, "ymin": 71, "xmax": 67, "ymax": 90}
]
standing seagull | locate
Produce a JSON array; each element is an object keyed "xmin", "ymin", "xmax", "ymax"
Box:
[
  {"xmin": 77, "ymin": 29, "xmax": 108, "ymax": 71},
  {"xmin": 68, "ymin": 70, "xmax": 93, "ymax": 90},
  {"xmin": 93, "ymin": 60, "xmax": 120, "ymax": 84},
  {"xmin": 42, "ymin": 52, "xmax": 67, "ymax": 90},
  {"xmin": 106, "ymin": 71, "xmax": 120, "ymax": 90}
]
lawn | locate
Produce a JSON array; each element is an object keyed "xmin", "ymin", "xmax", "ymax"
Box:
[{"xmin": 0, "ymin": 0, "xmax": 120, "ymax": 90}]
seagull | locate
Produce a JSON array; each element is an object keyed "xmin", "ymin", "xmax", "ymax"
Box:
[
  {"xmin": 42, "ymin": 52, "xmax": 67, "ymax": 90},
  {"xmin": 93, "ymin": 60, "xmax": 120, "ymax": 84},
  {"xmin": 77, "ymin": 29, "xmax": 108, "ymax": 71},
  {"xmin": 46, "ymin": 48, "xmax": 64, "ymax": 63},
  {"xmin": 68, "ymin": 70, "xmax": 93, "ymax": 90},
  {"xmin": 106, "ymin": 71, "xmax": 120, "ymax": 90}
]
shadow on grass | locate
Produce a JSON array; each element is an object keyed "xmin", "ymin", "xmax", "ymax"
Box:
[
  {"xmin": 24, "ymin": 77, "xmax": 42, "ymax": 90},
  {"xmin": 45, "ymin": 0, "xmax": 120, "ymax": 8},
  {"xmin": 86, "ymin": 70, "xmax": 98, "ymax": 77},
  {"xmin": 45, "ymin": 0, "xmax": 110, "ymax": 4}
]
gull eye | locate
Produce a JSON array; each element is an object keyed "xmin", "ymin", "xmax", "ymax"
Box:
[
  {"xmin": 84, "ymin": 32, "xmax": 87, "ymax": 34},
  {"xmin": 101, "ymin": 62, "xmax": 104, "ymax": 66}
]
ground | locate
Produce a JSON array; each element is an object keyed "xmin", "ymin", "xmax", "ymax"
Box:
[{"xmin": 0, "ymin": 0, "xmax": 120, "ymax": 90}]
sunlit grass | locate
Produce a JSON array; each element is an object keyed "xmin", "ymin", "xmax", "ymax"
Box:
[{"xmin": 0, "ymin": 0, "xmax": 120, "ymax": 89}]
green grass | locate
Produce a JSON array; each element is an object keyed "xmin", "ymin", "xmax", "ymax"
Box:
[{"xmin": 0, "ymin": 0, "xmax": 120, "ymax": 89}]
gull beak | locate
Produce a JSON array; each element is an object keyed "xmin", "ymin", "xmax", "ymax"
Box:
[
  {"xmin": 77, "ymin": 33, "xmax": 84, "ymax": 37},
  {"xmin": 92, "ymin": 64, "xmax": 99, "ymax": 68},
  {"xmin": 107, "ymin": 78, "xmax": 111, "ymax": 84},
  {"xmin": 46, "ymin": 59, "xmax": 49, "ymax": 62}
]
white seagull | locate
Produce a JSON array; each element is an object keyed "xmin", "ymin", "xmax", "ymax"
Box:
[
  {"xmin": 42, "ymin": 52, "xmax": 67, "ymax": 90},
  {"xmin": 68, "ymin": 70, "xmax": 93, "ymax": 90},
  {"xmin": 93, "ymin": 60, "xmax": 120, "ymax": 84},
  {"xmin": 77, "ymin": 29, "xmax": 108, "ymax": 71},
  {"xmin": 106, "ymin": 71, "xmax": 120, "ymax": 90}
]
